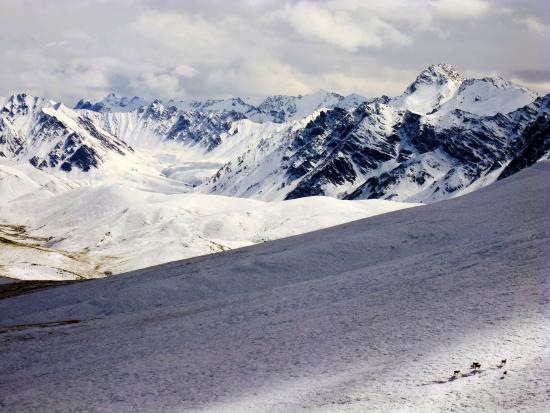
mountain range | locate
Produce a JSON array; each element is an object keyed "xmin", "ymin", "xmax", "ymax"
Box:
[
  {"xmin": 1, "ymin": 63, "xmax": 547, "ymax": 204},
  {"xmin": 0, "ymin": 63, "xmax": 548, "ymax": 278}
]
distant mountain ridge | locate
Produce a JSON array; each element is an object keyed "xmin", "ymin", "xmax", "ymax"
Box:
[
  {"xmin": 1, "ymin": 64, "xmax": 547, "ymax": 203},
  {"xmin": 74, "ymin": 89, "xmax": 369, "ymax": 123}
]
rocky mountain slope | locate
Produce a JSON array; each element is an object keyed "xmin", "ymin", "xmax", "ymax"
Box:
[
  {"xmin": 0, "ymin": 94, "xmax": 132, "ymax": 172},
  {"xmin": 204, "ymin": 64, "xmax": 547, "ymax": 202}
]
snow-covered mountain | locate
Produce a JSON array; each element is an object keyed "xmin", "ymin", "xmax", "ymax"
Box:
[
  {"xmin": 0, "ymin": 92, "xmax": 415, "ymax": 280},
  {"xmin": 204, "ymin": 64, "xmax": 548, "ymax": 201},
  {"xmin": 80, "ymin": 99, "xmax": 246, "ymax": 151},
  {"xmin": 75, "ymin": 93, "xmax": 148, "ymax": 113},
  {"xmin": 1, "ymin": 65, "xmax": 547, "ymax": 203},
  {"xmin": 346, "ymin": 94, "xmax": 550, "ymax": 202},
  {"xmin": 394, "ymin": 62, "xmax": 465, "ymax": 115},
  {"xmin": 74, "ymin": 90, "xmax": 367, "ymax": 123},
  {"xmin": 0, "ymin": 93, "xmax": 133, "ymax": 172}
]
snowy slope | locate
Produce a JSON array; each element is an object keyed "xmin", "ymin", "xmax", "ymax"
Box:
[
  {"xmin": 168, "ymin": 97, "xmax": 258, "ymax": 117},
  {"xmin": 0, "ymin": 160, "xmax": 75, "ymax": 202},
  {"xmin": 433, "ymin": 76, "xmax": 539, "ymax": 118},
  {"xmin": 1, "ymin": 65, "xmax": 547, "ymax": 283},
  {"xmin": 393, "ymin": 63, "xmax": 465, "ymax": 115},
  {"xmin": 206, "ymin": 94, "xmax": 549, "ymax": 202},
  {"xmin": 393, "ymin": 64, "xmax": 538, "ymax": 117},
  {"xmin": 0, "ymin": 168, "xmax": 417, "ymax": 280},
  {"xmin": 77, "ymin": 90, "xmax": 368, "ymax": 124},
  {"xmin": 252, "ymin": 90, "xmax": 350, "ymax": 123},
  {"xmin": 346, "ymin": 94, "xmax": 550, "ymax": 202},
  {"xmin": 0, "ymin": 162, "xmax": 548, "ymax": 412},
  {"xmin": 81, "ymin": 100, "xmax": 246, "ymax": 154}
]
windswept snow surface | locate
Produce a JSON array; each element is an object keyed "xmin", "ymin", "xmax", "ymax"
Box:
[{"xmin": 0, "ymin": 162, "xmax": 548, "ymax": 412}]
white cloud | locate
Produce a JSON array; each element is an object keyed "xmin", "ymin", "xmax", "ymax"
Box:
[
  {"xmin": 205, "ymin": 60, "xmax": 312, "ymax": 98},
  {"xmin": 172, "ymin": 65, "xmax": 198, "ymax": 78},
  {"xmin": 495, "ymin": 7, "xmax": 514, "ymax": 16},
  {"xmin": 44, "ymin": 40, "xmax": 68, "ymax": 48},
  {"xmin": 283, "ymin": 4, "xmax": 358, "ymax": 50},
  {"xmin": 511, "ymin": 79, "xmax": 550, "ymax": 93},
  {"xmin": 282, "ymin": 2, "xmax": 366, "ymax": 51},
  {"xmin": 0, "ymin": 0, "xmax": 546, "ymax": 103},
  {"xmin": 279, "ymin": 1, "xmax": 412, "ymax": 51},
  {"xmin": 139, "ymin": 73, "xmax": 181, "ymax": 97},
  {"xmin": 514, "ymin": 16, "xmax": 546, "ymax": 33},
  {"xmin": 431, "ymin": 0, "xmax": 490, "ymax": 19}
]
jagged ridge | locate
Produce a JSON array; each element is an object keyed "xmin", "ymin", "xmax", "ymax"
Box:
[{"xmin": 1, "ymin": 64, "xmax": 547, "ymax": 203}]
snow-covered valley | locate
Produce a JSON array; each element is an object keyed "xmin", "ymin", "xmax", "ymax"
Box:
[
  {"xmin": 1, "ymin": 161, "xmax": 548, "ymax": 412},
  {"xmin": 0, "ymin": 166, "xmax": 416, "ymax": 280}
]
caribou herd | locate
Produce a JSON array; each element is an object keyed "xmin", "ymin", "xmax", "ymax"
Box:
[{"xmin": 451, "ymin": 359, "xmax": 508, "ymax": 379}]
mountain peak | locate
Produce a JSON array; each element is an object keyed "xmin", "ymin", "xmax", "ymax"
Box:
[
  {"xmin": 7, "ymin": 92, "xmax": 36, "ymax": 104},
  {"xmin": 3, "ymin": 93, "xmax": 45, "ymax": 116},
  {"xmin": 406, "ymin": 63, "xmax": 464, "ymax": 94},
  {"xmin": 425, "ymin": 63, "xmax": 462, "ymax": 79},
  {"xmin": 75, "ymin": 93, "xmax": 147, "ymax": 113}
]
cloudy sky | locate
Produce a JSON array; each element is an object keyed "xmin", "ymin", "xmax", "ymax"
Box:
[{"xmin": 0, "ymin": 0, "xmax": 548, "ymax": 104}]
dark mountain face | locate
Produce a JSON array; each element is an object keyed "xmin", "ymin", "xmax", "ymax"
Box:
[
  {"xmin": 202, "ymin": 76, "xmax": 547, "ymax": 203},
  {"xmin": 499, "ymin": 113, "xmax": 550, "ymax": 180},
  {"xmin": 284, "ymin": 104, "xmax": 401, "ymax": 199},
  {"xmin": 345, "ymin": 95, "xmax": 550, "ymax": 201},
  {"xmin": 221, "ymin": 90, "xmax": 548, "ymax": 202},
  {"xmin": 26, "ymin": 112, "xmax": 130, "ymax": 172},
  {"xmin": 164, "ymin": 110, "xmax": 246, "ymax": 151},
  {"xmin": 286, "ymin": 95, "xmax": 550, "ymax": 202},
  {"xmin": 76, "ymin": 98, "xmax": 248, "ymax": 155}
]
